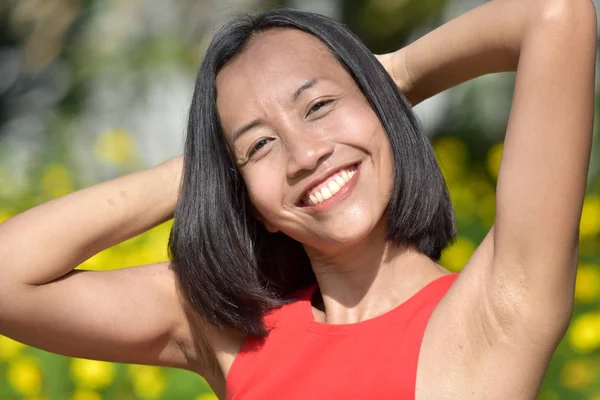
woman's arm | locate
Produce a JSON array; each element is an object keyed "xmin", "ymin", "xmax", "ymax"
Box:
[
  {"xmin": 386, "ymin": 0, "xmax": 596, "ymax": 335},
  {"xmin": 0, "ymin": 158, "xmax": 211, "ymax": 372},
  {"xmin": 1, "ymin": 158, "xmax": 181, "ymax": 286},
  {"xmin": 380, "ymin": 0, "xmax": 540, "ymax": 106},
  {"xmin": 491, "ymin": 0, "xmax": 595, "ymax": 327}
]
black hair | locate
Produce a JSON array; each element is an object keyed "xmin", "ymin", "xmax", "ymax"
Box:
[{"xmin": 168, "ymin": 9, "xmax": 455, "ymax": 337}]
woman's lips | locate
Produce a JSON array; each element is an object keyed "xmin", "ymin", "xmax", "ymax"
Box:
[{"xmin": 299, "ymin": 163, "xmax": 361, "ymax": 212}]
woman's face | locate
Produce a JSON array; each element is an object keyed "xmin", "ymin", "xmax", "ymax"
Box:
[{"xmin": 216, "ymin": 29, "xmax": 394, "ymax": 251}]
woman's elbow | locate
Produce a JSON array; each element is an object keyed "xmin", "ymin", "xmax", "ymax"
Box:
[{"xmin": 532, "ymin": 0, "xmax": 597, "ymax": 33}]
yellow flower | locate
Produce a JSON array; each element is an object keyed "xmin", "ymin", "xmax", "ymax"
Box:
[
  {"xmin": 78, "ymin": 249, "xmax": 115, "ymax": 271},
  {"xmin": 0, "ymin": 335, "xmax": 26, "ymax": 361},
  {"xmin": 70, "ymin": 389, "xmax": 103, "ymax": 400},
  {"xmin": 7, "ymin": 356, "xmax": 43, "ymax": 395},
  {"xmin": 128, "ymin": 365, "xmax": 166, "ymax": 399},
  {"xmin": 143, "ymin": 221, "xmax": 172, "ymax": 261},
  {"xmin": 580, "ymin": 196, "xmax": 600, "ymax": 239},
  {"xmin": 468, "ymin": 175, "xmax": 495, "ymax": 199},
  {"xmin": 476, "ymin": 193, "xmax": 496, "ymax": 228},
  {"xmin": 574, "ymin": 263, "xmax": 600, "ymax": 303},
  {"xmin": 95, "ymin": 129, "xmax": 137, "ymax": 166},
  {"xmin": 449, "ymin": 185, "xmax": 477, "ymax": 222},
  {"xmin": 0, "ymin": 207, "xmax": 13, "ymax": 223},
  {"xmin": 440, "ymin": 236, "xmax": 476, "ymax": 272},
  {"xmin": 196, "ymin": 393, "xmax": 219, "ymax": 400},
  {"xmin": 41, "ymin": 164, "xmax": 74, "ymax": 199},
  {"xmin": 70, "ymin": 359, "xmax": 116, "ymax": 390},
  {"xmin": 0, "ymin": 165, "xmax": 24, "ymax": 201},
  {"xmin": 568, "ymin": 312, "xmax": 600, "ymax": 353},
  {"xmin": 486, "ymin": 142, "xmax": 503, "ymax": 179},
  {"xmin": 560, "ymin": 359, "xmax": 596, "ymax": 389},
  {"xmin": 433, "ymin": 136, "xmax": 469, "ymax": 185}
]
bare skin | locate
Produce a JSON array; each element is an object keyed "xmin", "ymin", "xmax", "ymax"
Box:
[{"xmin": 0, "ymin": 0, "xmax": 595, "ymax": 399}]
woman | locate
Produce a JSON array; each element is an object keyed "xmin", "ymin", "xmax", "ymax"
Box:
[{"xmin": 0, "ymin": 0, "xmax": 595, "ymax": 398}]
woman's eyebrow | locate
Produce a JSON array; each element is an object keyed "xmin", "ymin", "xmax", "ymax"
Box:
[
  {"xmin": 291, "ymin": 78, "xmax": 319, "ymax": 103},
  {"xmin": 232, "ymin": 119, "xmax": 262, "ymax": 143},
  {"xmin": 232, "ymin": 78, "xmax": 321, "ymax": 143}
]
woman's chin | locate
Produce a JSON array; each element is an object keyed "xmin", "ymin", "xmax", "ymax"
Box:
[{"xmin": 298, "ymin": 218, "xmax": 384, "ymax": 254}]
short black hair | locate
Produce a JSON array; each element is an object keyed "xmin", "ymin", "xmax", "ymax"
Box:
[{"xmin": 168, "ymin": 9, "xmax": 455, "ymax": 337}]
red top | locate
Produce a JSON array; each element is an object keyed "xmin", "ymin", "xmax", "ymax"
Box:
[{"xmin": 226, "ymin": 273, "xmax": 457, "ymax": 399}]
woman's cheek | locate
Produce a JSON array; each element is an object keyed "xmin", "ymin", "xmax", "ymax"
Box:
[
  {"xmin": 323, "ymin": 105, "xmax": 381, "ymax": 147},
  {"xmin": 245, "ymin": 167, "xmax": 284, "ymax": 221}
]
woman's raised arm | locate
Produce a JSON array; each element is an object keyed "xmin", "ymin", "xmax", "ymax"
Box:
[
  {"xmin": 0, "ymin": 157, "xmax": 212, "ymax": 373},
  {"xmin": 378, "ymin": 0, "xmax": 530, "ymax": 105},
  {"xmin": 383, "ymin": 0, "xmax": 596, "ymax": 336}
]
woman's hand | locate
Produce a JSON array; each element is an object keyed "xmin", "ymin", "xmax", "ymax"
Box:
[
  {"xmin": 378, "ymin": 0, "xmax": 526, "ymax": 106},
  {"xmin": 375, "ymin": 50, "xmax": 414, "ymax": 105}
]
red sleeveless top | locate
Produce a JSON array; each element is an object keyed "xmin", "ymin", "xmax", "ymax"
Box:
[{"xmin": 226, "ymin": 273, "xmax": 457, "ymax": 399}]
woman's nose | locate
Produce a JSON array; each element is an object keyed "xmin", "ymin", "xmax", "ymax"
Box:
[{"xmin": 285, "ymin": 133, "xmax": 334, "ymax": 178}]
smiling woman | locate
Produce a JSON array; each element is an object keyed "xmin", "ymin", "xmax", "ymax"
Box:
[
  {"xmin": 0, "ymin": 0, "xmax": 596, "ymax": 399},
  {"xmin": 169, "ymin": 11, "xmax": 455, "ymax": 341}
]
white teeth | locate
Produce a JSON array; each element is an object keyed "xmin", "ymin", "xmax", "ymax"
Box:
[
  {"xmin": 328, "ymin": 180, "xmax": 341, "ymax": 195},
  {"xmin": 303, "ymin": 166, "xmax": 358, "ymax": 206}
]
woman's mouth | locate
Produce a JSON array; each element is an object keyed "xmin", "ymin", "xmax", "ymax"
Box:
[{"xmin": 299, "ymin": 163, "xmax": 360, "ymax": 209}]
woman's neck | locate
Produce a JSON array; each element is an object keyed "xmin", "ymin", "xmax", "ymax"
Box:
[{"xmin": 304, "ymin": 228, "xmax": 449, "ymax": 324}]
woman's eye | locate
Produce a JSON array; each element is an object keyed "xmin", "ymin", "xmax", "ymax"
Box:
[
  {"xmin": 307, "ymin": 99, "xmax": 334, "ymax": 116},
  {"xmin": 248, "ymin": 138, "xmax": 272, "ymax": 157}
]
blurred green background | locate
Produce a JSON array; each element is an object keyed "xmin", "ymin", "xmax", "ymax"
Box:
[{"xmin": 0, "ymin": 0, "xmax": 599, "ymax": 399}]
